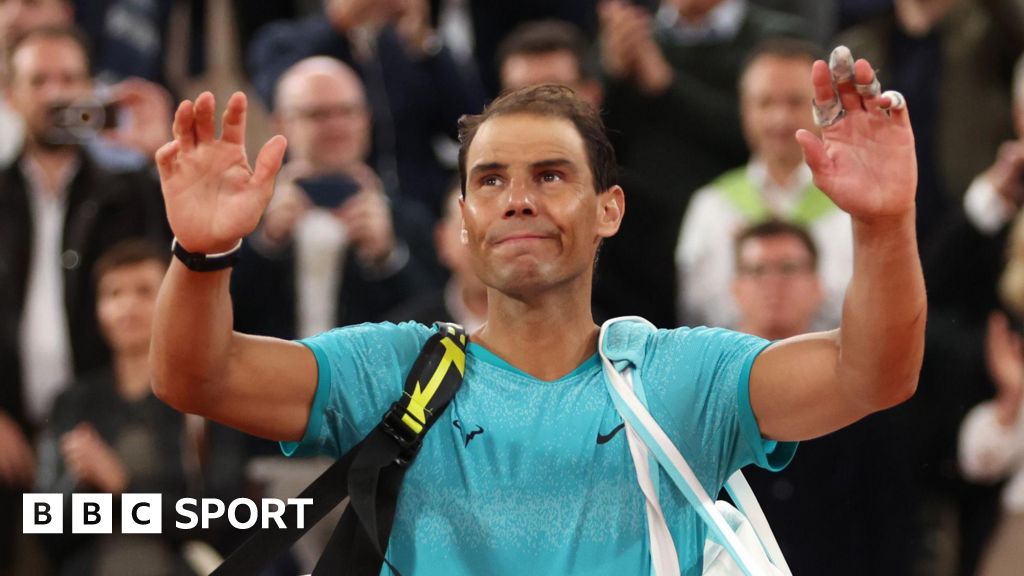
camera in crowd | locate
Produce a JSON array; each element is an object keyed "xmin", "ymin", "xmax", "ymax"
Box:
[{"xmin": 43, "ymin": 96, "xmax": 119, "ymax": 145}]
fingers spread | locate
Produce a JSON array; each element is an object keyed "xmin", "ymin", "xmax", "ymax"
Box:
[
  {"xmin": 193, "ymin": 91, "xmax": 216, "ymax": 144},
  {"xmin": 221, "ymin": 92, "xmax": 248, "ymax": 145}
]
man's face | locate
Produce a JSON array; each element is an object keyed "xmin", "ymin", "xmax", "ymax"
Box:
[
  {"xmin": 460, "ymin": 113, "xmax": 622, "ymax": 298},
  {"xmin": 277, "ymin": 70, "xmax": 370, "ymax": 172},
  {"xmin": 96, "ymin": 260, "xmax": 165, "ymax": 356},
  {"xmin": 501, "ymin": 51, "xmax": 602, "ymax": 108},
  {"xmin": 0, "ymin": 0, "xmax": 71, "ymax": 49},
  {"xmin": 740, "ymin": 55, "xmax": 816, "ymax": 169},
  {"xmin": 6, "ymin": 35, "xmax": 91, "ymax": 140},
  {"xmin": 732, "ymin": 233, "xmax": 822, "ymax": 338}
]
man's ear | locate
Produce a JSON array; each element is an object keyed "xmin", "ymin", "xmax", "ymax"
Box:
[{"xmin": 596, "ymin": 185, "xmax": 625, "ymax": 239}]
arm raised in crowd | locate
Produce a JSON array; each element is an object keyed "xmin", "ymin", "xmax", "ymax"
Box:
[
  {"xmin": 749, "ymin": 55, "xmax": 927, "ymax": 441},
  {"xmin": 150, "ymin": 91, "xmax": 316, "ymax": 442}
]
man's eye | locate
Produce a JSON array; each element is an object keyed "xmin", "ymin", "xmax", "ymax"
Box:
[
  {"xmin": 482, "ymin": 176, "xmax": 501, "ymax": 186},
  {"xmin": 540, "ymin": 172, "xmax": 562, "ymax": 183}
]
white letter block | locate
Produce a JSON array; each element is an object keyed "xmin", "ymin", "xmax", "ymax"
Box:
[
  {"xmin": 72, "ymin": 494, "xmax": 112, "ymax": 534},
  {"xmin": 122, "ymin": 494, "xmax": 162, "ymax": 534},
  {"xmin": 23, "ymin": 494, "xmax": 63, "ymax": 534}
]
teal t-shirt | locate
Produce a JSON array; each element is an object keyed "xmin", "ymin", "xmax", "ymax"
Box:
[{"xmin": 283, "ymin": 321, "xmax": 796, "ymax": 575}]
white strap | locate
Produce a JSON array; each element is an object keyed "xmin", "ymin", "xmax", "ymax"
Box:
[
  {"xmin": 725, "ymin": 472, "xmax": 791, "ymax": 574},
  {"xmin": 598, "ymin": 318, "xmax": 788, "ymax": 576},
  {"xmin": 623, "ymin": 418, "xmax": 681, "ymax": 576}
]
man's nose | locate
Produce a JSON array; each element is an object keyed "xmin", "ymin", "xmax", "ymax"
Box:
[{"xmin": 503, "ymin": 179, "xmax": 537, "ymax": 217}]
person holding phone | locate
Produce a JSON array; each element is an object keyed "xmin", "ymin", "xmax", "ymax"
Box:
[{"xmin": 230, "ymin": 55, "xmax": 440, "ymax": 342}]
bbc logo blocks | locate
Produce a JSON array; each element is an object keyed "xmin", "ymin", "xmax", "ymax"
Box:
[
  {"xmin": 23, "ymin": 494, "xmax": 312, "ymax": 533},
  {"xmin": 24, "ymin": 493, "xmax": 161, "ymax": 534}
]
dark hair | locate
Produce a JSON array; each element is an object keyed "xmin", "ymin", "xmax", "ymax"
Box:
[
  {"xmin": 457, "ymin": 84, "xmax": 617, "ymax": 196},
  {"xmin": 739, "ymin": 38, "xmax": 825, "ymax": 86},
  {"xmin": 734, "ymin": 219, "xmax": 819, "ymax": 270},
  {"xmin": 6, "ymin": 25, "xmax": 94, "ymax": 84},
  {"xmin": 93, "ymin": 239, "xmax": 170, "ymax": 289},
  {"xmin": 496, "ymin": 19, "xmax": 594, "ymax": 82}
]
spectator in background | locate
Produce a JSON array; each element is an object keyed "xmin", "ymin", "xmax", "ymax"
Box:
[
  {"xmin": 914, "ymin": 50, "xmax": 1024, "ymax": 576},
  {"xmin": 595, "ymin": 0, "xmax": 813, "ymax": 327},
  {"xmin": 730, "ymin": 220, "xmax": 822, "ymax": 339},
  {"xmin": 463, "ymin": 0, "xmax": 600, "ymax": 96},
  {"xmin": 0, "ymin": 26, "xmax": 169, "ymax": 574},
  {"xmin": 837, "ymin": 0, "xmax": 1024, "ymax": 247},
  {"xmin": 676, "ymin": 38, "xmax": 851, "ymax": 330},
  {"xmin": 35, "ymin": 240, "xmax": 191, "ymax": 576},
  {"xmin": 0, "ymin": 0, "xmax": 72, "ymax": 164},
  {"xmin": 496, "ymin": 19, "xmax": 602, "ymax": 108},
  {"xmin": 247, "ymin": 0, "xmax": 485, "ymax": 217},
  {"xmin": 734, "ymin": 220, "xmax": 917, "ymax": 575},
  {"xmin": 386, "ymin": 182, "xmax": 487, "ymax": 331},
  {"xmin": 230, "ymin": 55, "xmax": 440, "ymax": 341},
  {"xmin": 959, "ymin": 206, "xmax": 1024, "ymax": 576},
  {"xmin": 0, "ymin": 0, "xmax": 175, "ymax": 170},
  {"xmin": 959, "ymin": 306, "xmax": 1024, "ymax": 576}
]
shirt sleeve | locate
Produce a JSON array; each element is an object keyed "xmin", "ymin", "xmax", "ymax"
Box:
[
  {"xmin": 642, "ymin": 327, "xmax": 798, "ymax": 491},
  {"xmin": 280, "ymin": 321, "xmax": 435, "ymax": 458}
]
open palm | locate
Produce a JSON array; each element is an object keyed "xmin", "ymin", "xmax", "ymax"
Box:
[
  {"xmin": 796, "ymin": 58, "xmax": 917, "ymax": 223},
  {"xmin": 156, "ymin": 92, "xmax": 287, "ymax": 253}
]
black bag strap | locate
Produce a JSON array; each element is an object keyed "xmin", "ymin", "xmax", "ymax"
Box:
[{"xmin": 212, "ymin": 322, "xmax": 468, "ymax": 576}]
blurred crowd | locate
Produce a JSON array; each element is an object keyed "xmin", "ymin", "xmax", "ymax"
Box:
[{"xmin": 1, "ymin": 0, "xmax": 1024, "ymax": 574}]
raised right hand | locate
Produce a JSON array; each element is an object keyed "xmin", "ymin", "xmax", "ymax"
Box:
[{"xmin": 155, "ymin": 91, "xmax": 287, "ymax": 253}]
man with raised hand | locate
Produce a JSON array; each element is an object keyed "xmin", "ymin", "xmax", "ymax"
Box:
[{"xmin": 151, "ymin": 48, "xmax": 924, "ymax": 573}]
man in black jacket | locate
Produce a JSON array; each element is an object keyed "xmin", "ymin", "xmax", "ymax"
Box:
[{"xmin": 0, "ymin": 26, "xmax": 169, "ymax": 573}]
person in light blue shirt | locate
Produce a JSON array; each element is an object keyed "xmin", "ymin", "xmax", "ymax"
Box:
[{"xmin": 150, "ymin": 50, "xmax": 926, "ymax": 573}]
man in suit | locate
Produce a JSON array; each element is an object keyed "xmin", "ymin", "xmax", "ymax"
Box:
[{"xmin": 229, "ymin": 55, "xmax": 441, "ymax": 342}]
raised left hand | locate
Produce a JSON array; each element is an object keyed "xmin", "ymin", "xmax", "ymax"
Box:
[{"xmin": 796, "ymin": 53, "xmax": 917, "ymax": 224}]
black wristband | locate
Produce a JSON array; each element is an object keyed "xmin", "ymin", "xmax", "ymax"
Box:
[{"xmin": 171, "ymin": 238, "xmax": 242, "ymax": 272}]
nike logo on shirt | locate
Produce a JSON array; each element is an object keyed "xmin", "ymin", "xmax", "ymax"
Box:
[{"xmin": 596, "ymin": 423, "xmax": 625, "ymax": 445}]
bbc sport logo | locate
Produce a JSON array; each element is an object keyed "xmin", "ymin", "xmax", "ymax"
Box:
[{"xmin": 23, "ymin": 493, "xmax": 313, "ymax": 534}]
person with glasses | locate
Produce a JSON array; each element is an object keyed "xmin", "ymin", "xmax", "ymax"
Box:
[
  {"xmin": 676, "ymin": 38, "xmax": 853, "ymax": 331},
  {"xmin": 731, "ymin": 220, "xmax": 822, "ymax": 341}
]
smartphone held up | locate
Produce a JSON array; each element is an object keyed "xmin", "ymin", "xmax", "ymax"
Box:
[{"xmin": 295, "ymin": 173, "xmax": 362, "ymax": 208}]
